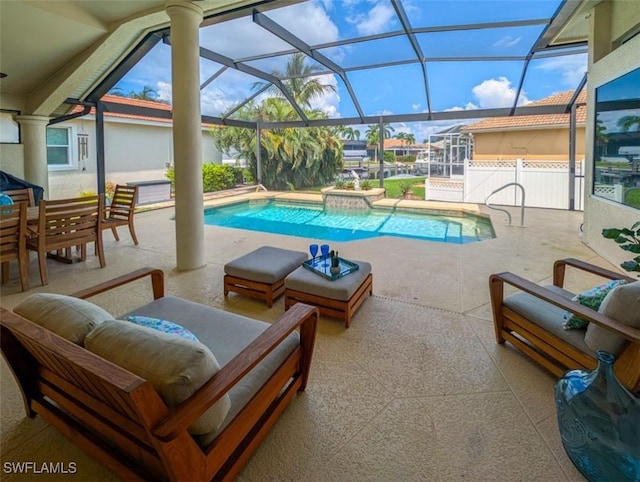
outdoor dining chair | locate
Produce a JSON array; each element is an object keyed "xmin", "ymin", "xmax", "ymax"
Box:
[
  {"xmin": 27, "ymin": 195, "xmax": 105, "ymax": 285},
  {"xmin": 0, "ymin": 202, "xmax": 29, "ymax": 291},
  {"xmin": 3, "ymin": 188, "xmax": 35, "ymax": 206},
  {"xmin": 103, "ymin": 184, "xmax": 138, "ymax": 245}
]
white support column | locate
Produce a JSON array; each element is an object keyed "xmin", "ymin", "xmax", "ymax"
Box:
[
  {"xmin": 166, "ymin": 0, "xmax": 204, "ymax": 271},
  {"xmin": 15, "ymin": 115, "xmax": 50, "ymax": 198}
]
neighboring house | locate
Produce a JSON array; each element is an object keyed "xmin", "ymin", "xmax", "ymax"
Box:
[
  {"xmin": 17, "ymin": 94, "xmax": 221, "ymax": 199},
  {"xmin": 342, "ymin": 139, "xmax": 368, "ymax": 163},
  {"xmin": 463, "ymin": 90, "xmax": 587, "ymax": 161},
  {"xmin": 383, "ymin": 139, "xmax": 429, "ymax": 157}
]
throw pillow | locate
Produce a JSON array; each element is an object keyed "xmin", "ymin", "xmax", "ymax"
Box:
[
  {"xmin": 0, "ymin": 193, "xmax": 15, "ymax": 213},
  {"xmin": 585, "ymin": 281, "xmax": 640, "ymax": 356},
  {"xmin": 126, "ymin": 315, "xmax": 199, "ymax": 342},
  {"xmin": 85, "ymin": 320, "xmax": 230, "ymax": 436},
  {"xmin": 563, "ymin": 279, "xmax": 627, "ymax": 330},
  {"xmin": 13, "ymin": 293, "xmax": 112, "ymax": 345}
]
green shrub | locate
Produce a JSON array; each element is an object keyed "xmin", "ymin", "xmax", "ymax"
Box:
[
  {"xmin": 396, "ymin": 155, "xmax": 416, "ymax": 163},
  {"xmin": 241, "ymin": 168, "xmax": 255, "ymax": 184},
  {"xmin": 383, "ymin": 177, "xmax": 426, "ymax": 199},
  {"xmin": 334, "ymin": 176, "xmax": 346, "ymax": 189},
  {"xmin": 383, "ymin": 151, "xmax": 395, "ymax": 162},
  {"xmin": 165, "ymin": 163, "xmax": 236, "ymax": 193},
  {"xmin": 398, "ymin": 180, "xmax": 414, "ymax": 195},
  {"xmin": 360, "ymin": 179, "xmax": 372, "ymax": 190},
  {"xmin": 602, "ymin": 222, "xmax": 640, "ymax": 276}
]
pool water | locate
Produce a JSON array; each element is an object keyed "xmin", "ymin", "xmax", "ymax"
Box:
[{"xmin": 204, "ymin": 201, "xmax": 495, "ymax": 244}]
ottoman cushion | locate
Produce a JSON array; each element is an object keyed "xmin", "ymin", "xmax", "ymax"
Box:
[
  {"xmin": 285, "ymin": 260, "xmax": 372, "ymax": 301},
  {"xmin": 224, "ymin": 246, "xmax": 308, "ymax": 284}
]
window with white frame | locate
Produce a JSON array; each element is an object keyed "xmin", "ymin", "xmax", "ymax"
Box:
[{"xmin": 46, "ymin": 126, "xmax": 76, "ymax": 170}]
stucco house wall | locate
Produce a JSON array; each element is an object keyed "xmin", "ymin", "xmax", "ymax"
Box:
[
  {"xmin": 1, "ymin": 104, "xmax": 222, "ymax": 199},
  {"xmin": 472, "ymin": 127, "xmax": 586, "ymax": 160},
  {"xmin": 582, "ymin": 1, "xmax": 640, "ymax": 269},
  {"xmin": 47, "ymin": 116, "xmax": 220, "ymax": 199}
]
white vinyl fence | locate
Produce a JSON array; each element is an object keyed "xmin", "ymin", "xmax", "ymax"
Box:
[{"xmin": 426, "ymin": 159, "xmax": 585, "ymax": 210}]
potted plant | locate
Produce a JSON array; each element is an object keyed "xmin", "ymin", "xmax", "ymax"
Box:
[
  {"xmin": 602, "ymin": 221, "xmax": 640, "ymax": 276},
  {"xmin": 360, "ymin": 179, "xmax": 372, "ymax": 190},
  {"xmin": 399, "ymin": 180, "xmax": 414, "ymax": 199},
  {"xmin": 345, "ymin": 180, "xmax": 355, "ymax": 190},
  {"xmin": 334, "ymin": 176, "xmax": 346, "ymax": 189}
]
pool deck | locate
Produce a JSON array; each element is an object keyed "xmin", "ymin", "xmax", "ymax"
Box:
[{"xmin": 0, "ymin": 191, "xmax": 616, "ymax": 481}]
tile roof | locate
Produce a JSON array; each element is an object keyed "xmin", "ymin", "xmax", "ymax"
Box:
[
  {"xmin": 70, "ymin": 95, "xmax": 213, "ymax": 127},
  {"xmin": 383, "ymin": 139, "xmax": 428, "ymax": 149},
  {"xmin": 463, "ymin": 90, "xmax": 586, "ymax": 132}
]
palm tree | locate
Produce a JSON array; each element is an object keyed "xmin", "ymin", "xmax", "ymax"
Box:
[
  {"xmin": 254, "ymin": 52, "xmax": 336, "ymax": 109},
  {"xmin": 405, "ymin": 133, "xmax": 416, "ymax": 156},
  {"xmin": 129, "ymin": 85, "xmax": 160, "ymax": 101},
  {"xmin": 212, "ymin": 89, "xmax": 342, "ymax": 190},
  {"xmin": 339, "ymin": 126, "xmax": 361, "ymax": 140},
  {"xmin": 395, "ymin": 132, "xmax": 407, "ymax": 155},
  {"xmin": 617, "ymin": 115, "xmax": 640, "ymax": 132},
  {"xmin": 365, "ymin": 123, "xmax": 395, "ymax": 163}
]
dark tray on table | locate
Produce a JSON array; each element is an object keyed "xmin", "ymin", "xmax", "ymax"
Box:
[{"xmin": 302, "ymin": 257, "xmax": 359, "ymax": 281}]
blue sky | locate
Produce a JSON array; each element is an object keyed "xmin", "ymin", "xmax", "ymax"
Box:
[{"xmin": 116, "ymin": 0, "xmax": 587, "ymax": 141}]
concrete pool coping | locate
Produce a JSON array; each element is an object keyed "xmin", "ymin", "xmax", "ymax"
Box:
[{"xmin": 203, "ymin": 190, "xmax": 486, "ymax": 218}]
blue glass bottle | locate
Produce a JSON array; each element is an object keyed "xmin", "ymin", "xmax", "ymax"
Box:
[{"xmin": 555, "ymin": 351, "xmax": 640, "ymax": 481}]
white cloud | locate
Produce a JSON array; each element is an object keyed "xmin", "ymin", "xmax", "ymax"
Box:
[
  {"xmin": 472, "ymin": 77, "xmax": 530, "ymax": 108},
  {"xmin": 412, "ymin": 103, "xmax": 421, "ymax": 111},
  {"xmin": 350, "ymin": 2, "xmax": 396, "ymax": 36},
  {"xmin": 534, "ymin": 54, "xmax": 587, "ymax": 87},
  {"xmin": 157, "ymin": 81, "xmax": 172, "ymax": 103},
  {"xmin": 308, "ymin": 74, "xmax": 340, "ymax": 118},
  {"xmin": 266, "ymin": 2, "xmax": 339, "ymax": 46},
  {"xmin": 444, "ymin": 103, "xmax": 478, "ymax": 112},
  {"xmin": 444, "ymin": 77, "xmax": 529, "ymax": 111},
  {"xmin": 492, "ymin": 36, "xmax": 521, "ymax": 49}
]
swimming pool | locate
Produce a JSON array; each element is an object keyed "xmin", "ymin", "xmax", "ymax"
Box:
[{"xmin": 204, "ymin": 200, "xmax": 494, "ymax": 244}]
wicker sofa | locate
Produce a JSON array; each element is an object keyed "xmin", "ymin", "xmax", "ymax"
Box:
[
  {"xmin": 489, "ymin": 258, "xmax": 640, "ymax": 393},
  {"xmin": 0, "ymin": 268, "xmax": 319, "ymax": 481}
]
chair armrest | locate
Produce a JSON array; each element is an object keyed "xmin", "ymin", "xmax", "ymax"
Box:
[
  {"xmin": 152, "ymin": 302, "xmax": 319, "ymax": 440},
  {"xmin": 553, "ymin": 258, "xmax": 634, "ymax": 287},
  {"xmin": 490, "ymin": 272, "xmax": 640, "ymax": 344},
  {"xmin": 70, "ymin": 268, "xmax": 164, "ymax": 300}
]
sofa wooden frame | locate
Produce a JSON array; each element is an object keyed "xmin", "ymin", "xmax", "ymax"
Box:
[
  {"xmin": 0, "ymin": 268, "xmax": 319, "ymax": 481},
  {"xmin": 490, "ymin": 258, "xmax": 640, "ymax": 393}
]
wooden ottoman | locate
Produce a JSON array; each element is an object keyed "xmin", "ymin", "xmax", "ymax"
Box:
[
  {"xmin": 284, "ymin": 260, "xmax": 373, "ymax": 328},
  {"xmin": 224, "ymin": 246, "xmax": 308, "ymax": 307}
]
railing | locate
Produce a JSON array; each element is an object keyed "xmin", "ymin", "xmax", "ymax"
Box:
[{"xmin": 485, "ymin": 182, "xmax": 525, "ymax": 227}]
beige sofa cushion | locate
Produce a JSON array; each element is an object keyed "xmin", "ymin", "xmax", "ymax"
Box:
[
  {"xmin": 85, "ymin": 320, "xmax": 230, "ymax": 435},
  {"xmin": 13, "ymin": 293, "xmax": 112, "ymax": 345},
  {"xmin": 585, "ymin": 281, "xmax": 640, "ymax": 356}
]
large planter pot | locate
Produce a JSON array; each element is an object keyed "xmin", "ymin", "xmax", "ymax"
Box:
[{"xmin": 554, "ymin": 351, "xmax": 640, "ymax": 481}]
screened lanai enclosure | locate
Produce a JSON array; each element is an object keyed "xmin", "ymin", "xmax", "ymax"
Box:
[{"xmin": 64, "ymin": 0, "xmax": 588, "ymax": 193}]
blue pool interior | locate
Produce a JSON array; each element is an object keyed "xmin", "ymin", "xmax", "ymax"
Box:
[{"xmin": 204, "ymin": 200, "xmax": 495, "ymax": 244}]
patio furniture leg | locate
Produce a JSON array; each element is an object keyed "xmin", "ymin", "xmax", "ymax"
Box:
[
  {"xmin": 96, "ymin": 236, "xmax": 106, "ymax": 268},
  {"xmin": 111, "ymin": 225, "xmax": 120, "ymax": 241},
  {"xmin": 37, "ymin": 251, "xmax": 48, "ymax": 286},
  {"xmin": 1, "ymin": 261, "xmax": 8, "ymax": 283},
  {"xmin": 128, "ymin": 221, "xmax": 139, "ymax": 245},
  {"xmin": 18, "ymin": 252, "xmax": 29, "ymax": 292}
]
